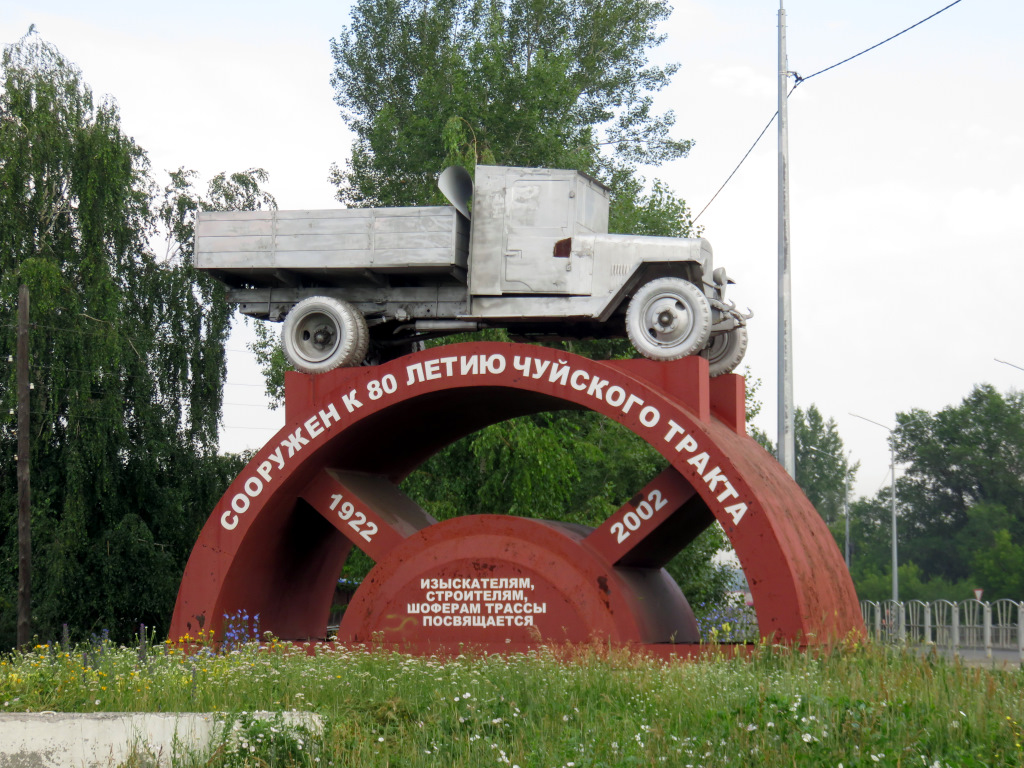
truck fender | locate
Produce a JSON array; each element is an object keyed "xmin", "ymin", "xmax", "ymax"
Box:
[{"xmin": 596, "ymin": 262, "xmax": 705, "ymax": 323}]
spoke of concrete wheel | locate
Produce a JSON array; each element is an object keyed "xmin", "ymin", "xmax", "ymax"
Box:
[
  {"xmin": 584, "ymin": 466, "xmax": 714, "ymax": 568},
  {"xmin": 301, "ymin": 469, "xmax": 437, "ymax": 562}
]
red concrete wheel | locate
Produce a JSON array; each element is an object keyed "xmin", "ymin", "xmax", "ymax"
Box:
[{"xmin": 170, "ymin": 342, "xmax": 863, "ymax": 653}]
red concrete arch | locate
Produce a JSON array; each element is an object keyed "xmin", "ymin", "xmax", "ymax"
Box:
[{"xmin": 170, "ymin": 342, "xmax": 862, "ymax": 651}]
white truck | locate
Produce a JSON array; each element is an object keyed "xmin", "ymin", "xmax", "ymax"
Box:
[{"xmin": 195, "ymin": 165, "xmax": 750, "ymax": 375}]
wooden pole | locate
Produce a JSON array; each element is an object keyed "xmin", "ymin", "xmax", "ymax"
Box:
[{"xmin": 17, "ymin": 284, "xmax": 31, "ymax": 648}]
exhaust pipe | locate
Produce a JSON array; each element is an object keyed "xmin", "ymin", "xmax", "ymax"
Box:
[{"xmin": 414, "ymin": 320, "xmax": 481, "ymax": 332}]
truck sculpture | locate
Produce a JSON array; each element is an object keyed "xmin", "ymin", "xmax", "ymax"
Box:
[{"xmin": 195, "ymin": 165, "xmax": 751, "ymax": 375}]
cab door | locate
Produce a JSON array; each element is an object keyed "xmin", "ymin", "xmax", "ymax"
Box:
[{"xmin": 501, "ymin": 177, "xmax": 593, "ymax": 295}]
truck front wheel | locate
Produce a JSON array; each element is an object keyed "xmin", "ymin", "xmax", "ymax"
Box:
[
  {"xmin": 706, "ymin": 326, "xmax": 748, "ymax": 377},
  {"xmin": 281, "ymin": 296, "xmax": 369, "ymax": 374},
  {"xmin": 626, "ymin": 278, "xmax": 712, "ymax": 361}
]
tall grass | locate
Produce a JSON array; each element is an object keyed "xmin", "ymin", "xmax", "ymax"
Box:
[{"xmin": 2, "ymin": 632, "xmax": 1022, "ymax": 767}]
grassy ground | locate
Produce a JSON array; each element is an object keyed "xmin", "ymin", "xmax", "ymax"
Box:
[{"xmin": 2, "ymin": 633, "xmax": 1023, "ymax": 767}]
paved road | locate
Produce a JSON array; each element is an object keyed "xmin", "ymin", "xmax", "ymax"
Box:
[{"xmin": 909, "ymin": 644, "xmax": 1021, "ymax": 668}]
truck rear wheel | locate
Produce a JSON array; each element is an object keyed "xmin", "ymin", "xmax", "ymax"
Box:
[
  {"xmin": 706, "ymin": 326, "xmax": 748, "ymax": 377},
  {"xmin": 626, "ymin": 277, "xmax": 712, "ymax": 361},
  {"xmin": 281, "ymin": 296, "xmax": 369, "ymax": 374}
]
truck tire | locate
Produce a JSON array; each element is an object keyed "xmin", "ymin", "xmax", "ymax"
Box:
[
  {"xmin": 281, "ymin": 296, "xmax": 368, "ymax": 374},
  {"xmin": 706, "ymin": 326, "xmax": 748, "ymax": 377},
  {"xmin": 626, "ymin": 277, "xmax": 712, "ymax": 361}
]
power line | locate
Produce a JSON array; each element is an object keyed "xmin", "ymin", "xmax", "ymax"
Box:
[
  {"xmin": 693, "ymin": 0, "xmax": 965, "ymax": 222},
  {"xmin": 794, "ymin": 0, "xmax": 964, "ymax": 86},
  {"xmin": 693, "ymin": 86, "xmax": 796, "ymax": 224}
]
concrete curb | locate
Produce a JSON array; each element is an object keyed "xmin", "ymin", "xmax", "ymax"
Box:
[{"xmin": 0, "ymin": 711, "xmax": 321, "ymax": 768}]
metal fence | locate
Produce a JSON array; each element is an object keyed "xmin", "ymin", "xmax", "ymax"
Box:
[{"xmin": 861, "ymin": 598, "xmax": 1024, "ymax": 660}]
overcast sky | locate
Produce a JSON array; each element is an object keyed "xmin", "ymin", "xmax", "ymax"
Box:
[{"xmin": 3, "ymin": 0, "xmax": 1022, "ymax": 500}]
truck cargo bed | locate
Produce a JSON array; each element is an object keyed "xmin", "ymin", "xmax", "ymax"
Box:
[{"xmin": 195, "ymin": 207, "xmax": 469, "ymax": 288}]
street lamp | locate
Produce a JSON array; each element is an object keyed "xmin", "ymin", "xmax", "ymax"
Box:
[
  {"xmin": 841, "ymin": 452, "xmax": 851, "ymax": 570},
  {"xmin": 849, "ymin": 412, "xmax": 898, "ymax": 602}
]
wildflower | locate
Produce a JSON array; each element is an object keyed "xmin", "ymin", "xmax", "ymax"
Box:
[{"xmin": 802, "ymin": 734, "xmax": 814, "ymax": 743}]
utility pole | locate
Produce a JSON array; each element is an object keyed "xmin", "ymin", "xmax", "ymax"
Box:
[
  {"xmin": 17, "ymin": 284, "xmax": 32, "ymax": 648},
  {"xmin": 777, "ymin": 1, "xmax": 795, "ymax": 477}
]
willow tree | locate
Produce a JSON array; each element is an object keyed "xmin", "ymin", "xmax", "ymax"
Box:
[{"xmin": 0, "ymin": 33, "xmax": 270, "ymax": 645}]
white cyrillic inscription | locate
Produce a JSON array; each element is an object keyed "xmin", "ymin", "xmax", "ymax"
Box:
[{"xmin": 407, "ymin": 576, "xmax": 546, "ymax": 628}]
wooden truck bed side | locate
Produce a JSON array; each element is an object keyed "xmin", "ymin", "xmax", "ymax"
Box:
[{"xmin": 195, "ymin": 207, "xmax": 469, "ymax": 288}]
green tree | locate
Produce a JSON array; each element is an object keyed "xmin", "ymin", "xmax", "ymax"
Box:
[
  {"xmin": 794, "ymin": 405, "xmax": 855, "ymax": 527},
  {"xmin": 971, "ymin": 528, "xmax": 1024, "ymax": 600},
  {"xmin": 0, "ymin": 34, "xmax": 267, "ymax": 646},
  {"xmin": 328, "ymin": 0, "xmax": 691, "ymax": 212},
  {"xmin": 893, "ymin": 386, "xmax": 1024, "ymax": 590},
  {"xmin": 845, "ymin": 385, "xmax": 1024, "ymax": 600},
  {"xmin": 755, "ymin": 403, "xmax": 856, "ymax": 555},
  {"xmin": 852, "ymin": 561, "xmax": 973, "ymax": 603}
]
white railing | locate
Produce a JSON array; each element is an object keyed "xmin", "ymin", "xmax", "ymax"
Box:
[{"xmin": 860, "ymin": 598, "xmax": 1024, "ymax": 661}]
